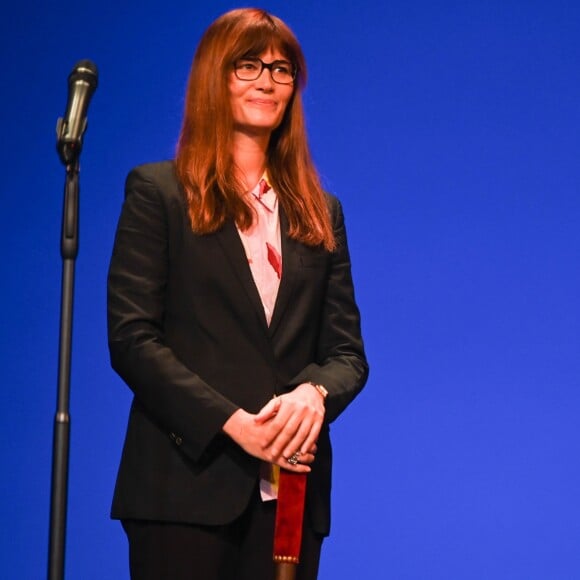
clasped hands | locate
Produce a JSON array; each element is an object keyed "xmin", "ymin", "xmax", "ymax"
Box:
[{"xmin": 222, "ymin": 382, "xmax": 325, "ymax": 473}]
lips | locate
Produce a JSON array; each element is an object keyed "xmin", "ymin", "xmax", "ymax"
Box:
[{"xmin": 248, "ymin": 99, "xmax": 277, "ymax": 107}]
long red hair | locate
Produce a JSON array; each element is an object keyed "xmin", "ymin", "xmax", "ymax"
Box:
[{"xmin": 175, "ymin": 8, "xmax": 335, "ymax": 250}]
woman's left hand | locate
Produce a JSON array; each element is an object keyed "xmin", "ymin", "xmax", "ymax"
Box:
[{"xmin": 254, "ymin": 383, "xmax": 325, "ymax": 466}]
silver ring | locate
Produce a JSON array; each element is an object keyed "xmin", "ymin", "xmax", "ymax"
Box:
[{"xmin": 287, "ymin": 452, "xmax": 300, "ymax": 465}]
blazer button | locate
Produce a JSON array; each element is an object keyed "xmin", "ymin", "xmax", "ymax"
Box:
[{"xmin": 175, "ymin": 436, "xmax": 183, "ymax": 446}]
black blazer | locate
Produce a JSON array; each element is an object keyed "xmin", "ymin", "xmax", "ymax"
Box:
[{"xmin": 108, "ymin": 161, "xmax": 368, "ymax": 536}]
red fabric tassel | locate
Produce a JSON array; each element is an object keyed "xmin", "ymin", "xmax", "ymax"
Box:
[{"xmin": 273, "ymin": 471, "xmax": 307, "ymax": 564}]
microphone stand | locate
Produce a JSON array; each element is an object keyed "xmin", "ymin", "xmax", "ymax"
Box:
[{"xmin": 48, "ymin": 148, "xmax": 81, "ymax": 580}]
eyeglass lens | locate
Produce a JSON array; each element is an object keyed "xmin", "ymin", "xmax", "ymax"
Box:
[{"xmin": 234, "ymin": 58, "xmax": 295, "ymax": 84}]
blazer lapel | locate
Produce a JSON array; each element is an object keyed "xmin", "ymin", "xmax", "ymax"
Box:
[
  {"xmin": 215, "ymin": 220, "xmax": 270, "ymax": 333},
  {"xmin": 214, "ymin": 210, "xmax": 300, "ymax": 341},
  {"xmin": 268, "ymin": 208, "xmax": 299, "ymax": 338}
]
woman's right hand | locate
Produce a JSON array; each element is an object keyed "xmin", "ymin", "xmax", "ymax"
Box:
[{"xmin": 222, "ymin": 400, "xmax": 316, "ymax": 473}]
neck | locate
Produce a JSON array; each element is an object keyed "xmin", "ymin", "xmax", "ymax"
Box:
[{"xmin": 232, "ymin": 130, "xmax": 270, "ymax": 190}]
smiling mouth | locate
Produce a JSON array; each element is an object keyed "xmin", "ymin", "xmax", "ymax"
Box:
[{"xmin": 249, "ymin": 99, "xmax": 276, "ymax": 106}]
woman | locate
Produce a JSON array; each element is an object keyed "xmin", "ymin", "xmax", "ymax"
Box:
[{"xmin": 108, "ymin": 8, "xmax": 368, "ymax": 580}]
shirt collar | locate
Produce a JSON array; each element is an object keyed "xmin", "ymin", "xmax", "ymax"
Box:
[{"xmin": 250, "ymin": 172, "xmax": 277, "ymax": 213}]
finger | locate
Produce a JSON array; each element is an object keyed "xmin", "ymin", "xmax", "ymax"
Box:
[
  {"xmin": 282, "ymin": 418, "xmax": 314, "ymax": 460},
  {"xmin": 268, "ymin": 418, "xmax": 301, "ymax": 459},
  {"xmin": 256, "ymin": 405, "xmax": 295, "ymax": 454},
  {"xmin": 263, "ymin": 405, "xmax": 303, "ymax": 456},
  {"xmin": 299, "ymin": 416, "xmax": 324, "ymax": 455},
  {"xmin": 254, "ymin": 397, "xmax": 281, "ymax": 425},
  {"xmin": 296, "ymin": 451, "xmax": 315, "ymax": 465},
  {"xmin": 284, "ymin": 407, "xmax": 323, "ymax": 458}
]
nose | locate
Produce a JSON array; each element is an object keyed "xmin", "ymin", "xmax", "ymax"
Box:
[{"xmin": 255, "ymin": 67, "xmax": 274, "ymax": 90}]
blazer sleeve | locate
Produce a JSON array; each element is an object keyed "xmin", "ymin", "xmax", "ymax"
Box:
[
  {"xmin": 289, "ymin": 197, "xmax": 369, "ymax": 423},
  {"xmin": 107, "ymin": 166, "xmax": 239, "ymax": 462}
]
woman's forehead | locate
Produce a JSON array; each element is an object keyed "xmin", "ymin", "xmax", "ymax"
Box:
[
  {"xmin": 250, "ymin": 47, "xmax": 291, "ymax": 61},
  {"xmin": 236, "ymin": 36, "xmax": 293, "ymax": 61}
]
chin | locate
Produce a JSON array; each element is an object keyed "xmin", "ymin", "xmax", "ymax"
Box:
[{"xmin": 241, "ymin": 120, "xmax": 281, "ymax": 133}]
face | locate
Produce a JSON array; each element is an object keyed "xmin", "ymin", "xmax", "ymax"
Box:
[{"xmin": 228, "ymin": 48, "xmax": 294, "ymax": 139}]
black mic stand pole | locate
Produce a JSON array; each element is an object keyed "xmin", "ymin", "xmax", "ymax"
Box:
[{"xmin": 48, "ymin": 148, "xmax": 81, "ymax": 580}]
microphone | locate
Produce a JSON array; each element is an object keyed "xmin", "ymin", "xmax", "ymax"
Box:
[{"xmin": 56, "ymin": 60, "xmax": 98, "ymax": 165}]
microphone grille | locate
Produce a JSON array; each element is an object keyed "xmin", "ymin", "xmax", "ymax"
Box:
[{"xmin": 69, "ymin": 59, "xmax": 98, "ymax": 88}]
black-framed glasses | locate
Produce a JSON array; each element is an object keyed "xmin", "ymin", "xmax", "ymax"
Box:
[{"xmin": 233, "ymin": 57, "xmax": 296, "ymax": 85}]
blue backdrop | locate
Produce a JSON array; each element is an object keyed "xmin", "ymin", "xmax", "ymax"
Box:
[{"xmin": 1, "ymin": 1, "xmax": 579, "ymax": 578}]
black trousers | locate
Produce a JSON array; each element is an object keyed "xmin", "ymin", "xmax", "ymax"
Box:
[{"xmin": 122, "ymin": 490, "xmax": 323, "ymax": 580}]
